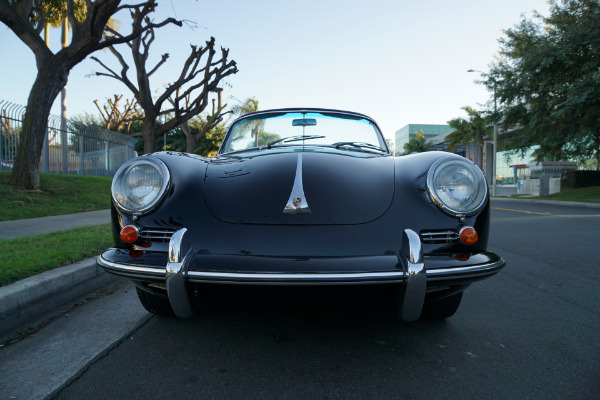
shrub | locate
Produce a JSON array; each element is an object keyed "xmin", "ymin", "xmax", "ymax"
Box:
[{"xmin": 565, "ymin": 171, "xmax": 600, "ymax": 188}]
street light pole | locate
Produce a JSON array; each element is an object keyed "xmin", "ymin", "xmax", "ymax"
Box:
[
  {"xmin": 492, "ymin": 83, "xmax": 497, "ymax": 197},
  {"xmin": 468, "ymin": 69, "xmax": 497, "ymax": 196}
]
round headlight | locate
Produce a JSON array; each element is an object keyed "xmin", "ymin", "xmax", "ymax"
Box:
[
  {"xmin": 112, "ymin": 157, "xmax": 170, "ymax": 214},
  {"xmin": 427, "ymin": 157, "xmax": 487, "ymax": 216}
]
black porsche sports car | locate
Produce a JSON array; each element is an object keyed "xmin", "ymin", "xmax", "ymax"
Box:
[{"xmin": 98, "ymin": 108, "xmax": 505, "ymax": 321}]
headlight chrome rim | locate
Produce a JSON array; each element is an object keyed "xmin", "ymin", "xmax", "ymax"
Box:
[
  {"xmin": 111, "ymin": 156, "xmax": 170, "ymax": 214},
  {"xmin": 426, "ymin": 157, "xmax": 488, "ymax": 217}
]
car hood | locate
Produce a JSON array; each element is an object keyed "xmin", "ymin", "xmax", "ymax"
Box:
[{"xmin": 204, "ymin": 150, "xmax": 394, "ymax": 225}]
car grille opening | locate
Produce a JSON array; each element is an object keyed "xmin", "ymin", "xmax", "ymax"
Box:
[
  {"xmin": 420, "ymin": 230, "xmax": 459, "ymax": 244},
  {"xmin": 138, "ymin": 228, "xmax": 176, "ymax": 242}
]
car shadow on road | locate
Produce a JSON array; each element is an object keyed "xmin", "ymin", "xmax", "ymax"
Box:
[{"xmin": 165, "ymin": 284, "xmax": 455, "ymax": 342}]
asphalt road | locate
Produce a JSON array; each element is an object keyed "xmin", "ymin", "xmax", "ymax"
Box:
[{"xmin": 47, "ymin": 200, "xmax": 600, "ymax": 399}]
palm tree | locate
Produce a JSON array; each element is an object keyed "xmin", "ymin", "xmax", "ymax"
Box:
[
  {"xmin": 230, "ymin": 98, "xmax": 265, "ymax": 147},
  {"xmin": 402, "ymin": 130, "xmax": 433, "ymax": 155},
  {"xmin": 446, "ymin": 107, "xmax": 492, "ymax": 168},
  {"xmin": 231, "ymin": 97, "xmax": 259, "ymax": 116},
  {"xmin": 42, "ymin": 1, "xmax": 118, "ymax": 173}
]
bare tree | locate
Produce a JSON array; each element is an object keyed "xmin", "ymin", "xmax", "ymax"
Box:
[
  {"xmin": 94, "ymin": 94, "xmax": 144, "ymax": 134},
  {"xmin": 180, "ymin": 96, "xmax": 259, "ymax": 154},
  {"xmin": 92, "ymin": 15, "xmax": 238, "ymax": 154},
  {"xmin": 174, "ymin": 87, "xmax": 231, "ymax": 153},
  {"xmin": 0, "ymin": 0, "xmax": 181, "ymax": 189}
]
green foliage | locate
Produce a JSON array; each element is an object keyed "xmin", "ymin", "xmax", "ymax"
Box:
[
  {"xmin": 70, "ymin": 113, "xmax": 104, "ymax": 129},
  {"xmin": 402, "ymin": 130, "xmax": 433, "ymax": 155},
  {"xmin": 0, "ymin": 171, "xmax": 112, "ymax": 221},
  {"xmin": 154, "ymin": 115, "xmax": 227, "ymax": 157},
  {"xmin": 446, "ymin": 107, "xmax": 492, "ymax": 150},
  {"xmin": 487, "ymin": 0, "xmax": 600, "ymax": 167},
  {"xmin": 42, "ymin": 0, "xmax": 87, "ymax": 26},
  {"xmin": 445, "ymin": 107, "xmax": 492, "ymax": 167},
  {"xmin": 565, "ymin": 170, "xmax": 600, "ymax": 188},
  {"xmin": 193, "ymin": 121, "xmax": 227, "ymax": 157},
  {"xmin": 10, "ymin": 0, "xmax": 87, "ymax": 28}
]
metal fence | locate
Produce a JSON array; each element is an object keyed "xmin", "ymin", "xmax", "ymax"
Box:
[{"xmin": 0, "ymin": 100, "xmax": 136, "ymax": 176}]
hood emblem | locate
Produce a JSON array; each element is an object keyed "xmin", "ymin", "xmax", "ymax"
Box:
[{"xmin": 284, "ymin": 154, "xmax": 311, "ymax": 214}]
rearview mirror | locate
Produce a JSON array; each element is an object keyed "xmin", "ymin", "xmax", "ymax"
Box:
[{"xmin": 292, "ymin": 118, "xmax": 317, "ymax": 127}]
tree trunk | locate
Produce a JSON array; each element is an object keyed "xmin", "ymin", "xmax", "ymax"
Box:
[
  {"xmin": 9, "ymin": 65, "xmax": 68, "ymax": 189},
  {"xmin": 141, "ymin": 115, "xmax": 157, "ymax": 154},
  {"xmin": 476, "ymin": 141, "xmax": 483, "ymax": 170},
  {"xmin": 181, "ymin": 122, "xmax": 196, "ymax": 153}
]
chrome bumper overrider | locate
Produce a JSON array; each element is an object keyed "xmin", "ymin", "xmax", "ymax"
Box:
[{"xmin": 97, "ymin": 228, "xmax": 505, "ymax": 321}]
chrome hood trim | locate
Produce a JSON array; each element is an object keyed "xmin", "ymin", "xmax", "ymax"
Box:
[{"xmin": 283, "ymin": 154, "xmax": 311, "ymax": 214}]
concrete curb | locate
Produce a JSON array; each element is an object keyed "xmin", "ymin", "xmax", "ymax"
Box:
[
  {"xmin": 491, "ymin": 197, "xmax": 600, "ymax": 208},
  {"xmin": 0, "ymin": 257, "xmax": 120, "ymax": 342}
]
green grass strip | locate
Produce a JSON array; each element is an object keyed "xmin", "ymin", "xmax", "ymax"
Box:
[
  {"xmin": 509, "ymin": 185, "xmax": 600, "ymax": 203},
  {"xmin": 0, "ymin": 224, "xmax": 113, "ymax": 287},
  {"xmin": 0, "ymin": 171, "xmax": 112, "ymax": 221},
  {"xmin": 535, "ymin": 185, "xmax": 600, "ymax": 202}
]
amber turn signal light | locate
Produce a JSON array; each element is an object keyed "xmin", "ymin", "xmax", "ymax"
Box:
[
  {"xmin": 459, "ymin": 227, "xmax": 478, "ymax": 245},
  {"xmin": 120, "ymin": 225, "xmax": 139, "ymax": 244}
]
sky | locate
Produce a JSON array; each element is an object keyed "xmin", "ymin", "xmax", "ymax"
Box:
[{"xmin": 0, "ymin": 0, "xmax": 551, "ymax": 146}]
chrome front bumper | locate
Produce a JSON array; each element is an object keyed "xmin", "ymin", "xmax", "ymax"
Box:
[{"xmin": 98, "ymin": 228, "xmax": 505, "ymax": 321}]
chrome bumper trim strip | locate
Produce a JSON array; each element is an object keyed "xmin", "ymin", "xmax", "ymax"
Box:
[
  {"xmin": 426, "ymin": 258, "xmax": 505, "ymax": 279},
  {"xmin": 98, "ymin": 253, "xmax": 504, "ymax": 283},
  {"xmin": 97, "ymin": 256, "xmax": 166, "ymax": 278},
  {"xmin": 187, "ymin": 270, "xmax": 406, "ymax": 282}
]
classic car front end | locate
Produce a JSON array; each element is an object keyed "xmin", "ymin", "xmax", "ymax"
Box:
[{"xmin": 98, "ymin": 108, "xmax": 505, "ymax": 321}]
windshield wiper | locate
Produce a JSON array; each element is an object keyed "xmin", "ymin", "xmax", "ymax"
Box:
[
  {"xmin": 332, "ymin": 141, "xmax": 387, "ymax": 153},
  {"xmin": 267, "ymin": 135, "xmax": 325, "ymax": 149}
]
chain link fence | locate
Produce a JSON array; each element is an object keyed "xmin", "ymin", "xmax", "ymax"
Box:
[{"xmin": 0, "ymin": 100, "xmax": 136, "ymax": 176}]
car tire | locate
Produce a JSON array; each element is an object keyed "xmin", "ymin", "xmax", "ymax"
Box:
[
  {"xmin": 136, "ymin": 287, "xmax": 174, "ymax": 316},
  {"xmin": 420, "ymin": 292, "xmax": 463, "ymax": 320}
]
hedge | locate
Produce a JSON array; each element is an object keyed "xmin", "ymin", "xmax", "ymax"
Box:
[{"xmin": 565, "ymin": 170, "xmax": 600, "ymax": 188}]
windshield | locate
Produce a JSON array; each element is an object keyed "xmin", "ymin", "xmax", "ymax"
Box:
[{"xmin": 220, "ymin": 111, "xmax": 387, "ymax": 154}]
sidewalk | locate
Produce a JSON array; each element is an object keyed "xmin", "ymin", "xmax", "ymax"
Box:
[
  {"xmin": 0, "ymin": 209, "xmax": 118, "ymax": 342},
  {"xmin": 0, "ymin": 209, "xmax": 111, "ymax": 240}
]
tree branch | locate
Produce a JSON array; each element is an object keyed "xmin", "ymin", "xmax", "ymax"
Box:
[
  {"xmin": 91, "ymin": 46, "xmax": 139, "ymax": 97},
  {"xmin": 148, "ymin": 53, "xmax": 169, "ymax": 77},
  {"xmin": 98, "ymin": 16, "xmax": 182, "ymax": 50},
  {"xmin": 0, "ymin": 0, "xmax": 51, "ymax": 66},
  {"xmin": 66, "ymin": 0, "xmax": 79, "ymax": 33}
]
